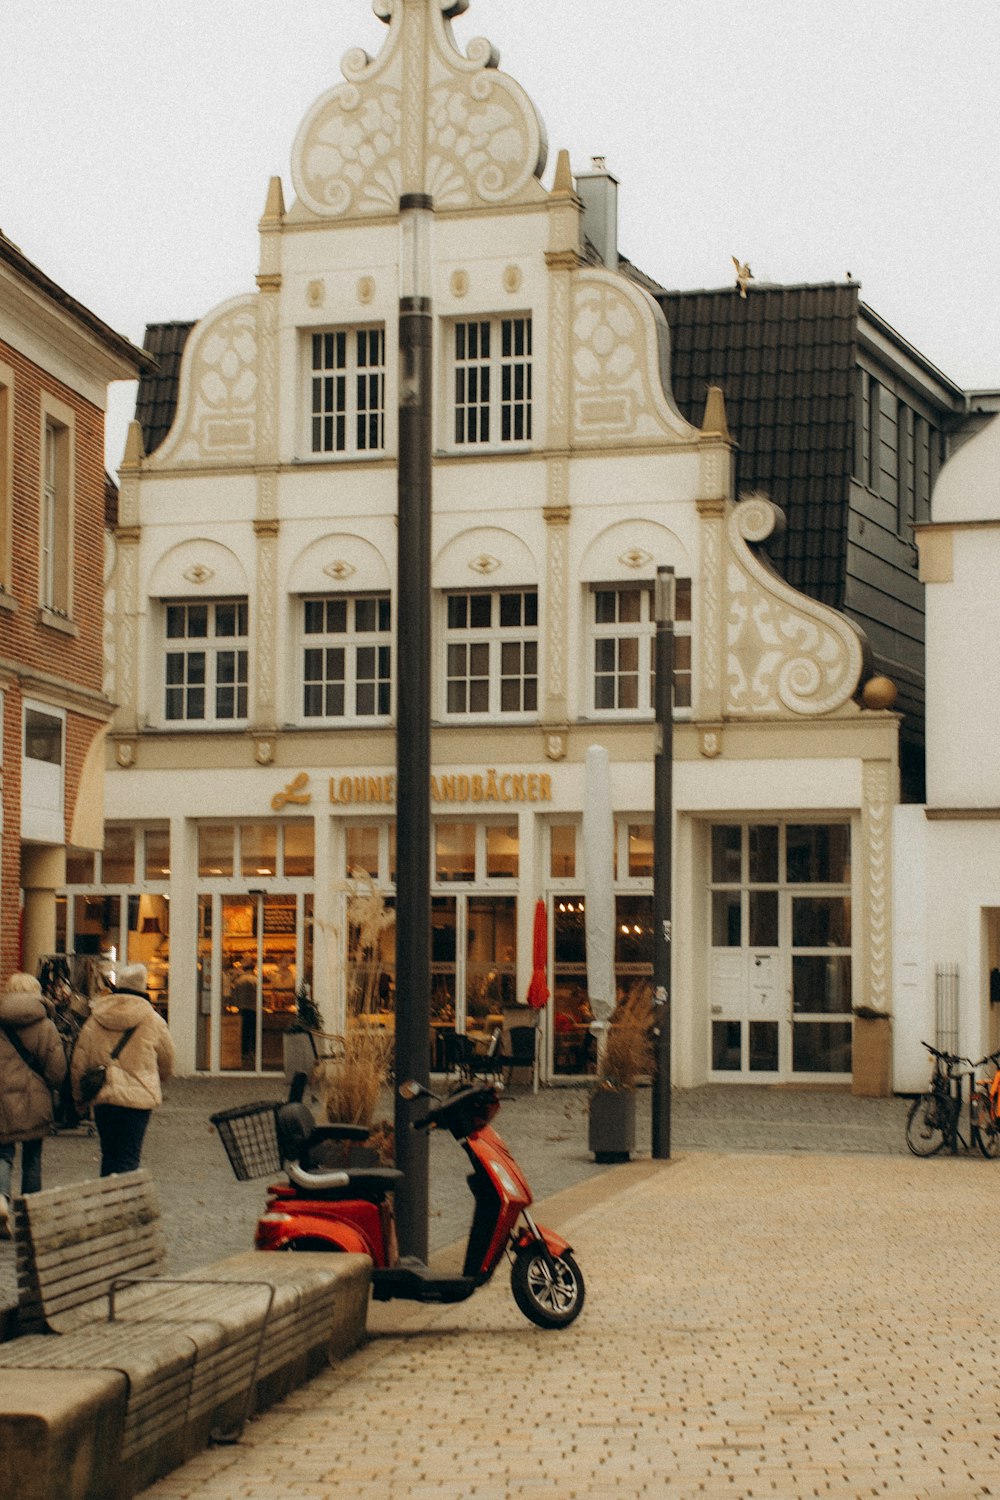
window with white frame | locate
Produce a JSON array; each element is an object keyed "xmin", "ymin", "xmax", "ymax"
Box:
[
  {"xmin": 302, "ymin": 594, "xmax": 391, "ymax": 721},
  {"xmin": 452, "ymin": 316, "xmax": 532, "ymax": 446},
  {"xmin": 445, "ymin": 589, "xmax": 538, "ymax": 717},
  {"xmin": 310, "ymin": 327, "xmax": 385, "ymax": 455},
  {"xmin": 40, "ymin": 413, "xmax": 71, "ymax": 615},
  {"xmin": 590, "ymin": 579, "xmax": 692, "ymax": 714},
  {"xmin": 164, "ymin": 599, "xmax": 248, "ymax": 723}
]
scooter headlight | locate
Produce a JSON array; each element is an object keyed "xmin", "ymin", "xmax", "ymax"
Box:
[{"xmin": 490, "ymin": 1161, "xmax": 520, "ymax": 1197}]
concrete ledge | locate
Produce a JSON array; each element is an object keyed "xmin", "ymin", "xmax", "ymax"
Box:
[
  {"xmin": 0, "ymin": 1251, "xmax": 373, "ymax": 1500},
  {"xmin": 0, "ymin": 1368, "xmax": 127, "ymax": 1500}
]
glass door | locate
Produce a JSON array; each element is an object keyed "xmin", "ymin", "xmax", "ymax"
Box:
[{"xmin": 198, "ymin": 891, "xmax": 312, "ymax": 1073}]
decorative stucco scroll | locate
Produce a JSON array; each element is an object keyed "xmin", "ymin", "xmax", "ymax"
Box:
[
  {"xmin": 725, "ymin": 495, "xmax": 865, "ymax": 716},
  {"xmin": 570, "ymin": 271, "xmax": 692, "ymax": 446},
  {"xmin": 151, "ymin": 297, "xmax": 259, "ymax": 466},
  {"xmin": 291, "ymin": 0, "xmax": 545, "ymax": 218}
]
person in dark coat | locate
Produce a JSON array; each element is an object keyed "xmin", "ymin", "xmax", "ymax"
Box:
[{"xmin": 0, "ymin": 972, "xmax": 67, "ymax": 1237}]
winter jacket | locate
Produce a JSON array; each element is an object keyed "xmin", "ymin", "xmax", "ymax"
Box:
[
  {"xmin": 0, "ymin": 989, "xmax": 68, "ymax": 1142},
  {"xmin": 71, "ymin": 991, "xmax": 175, "ymax": 1112}
]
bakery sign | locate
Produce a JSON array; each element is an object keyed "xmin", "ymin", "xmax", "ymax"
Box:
[{"xmin": 271, "ymin": 769, "xmax": 553, "ymax": 812}]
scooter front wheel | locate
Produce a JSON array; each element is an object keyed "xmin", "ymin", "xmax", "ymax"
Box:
[{"xmin": 510, "ymin": 1244, "xmax": 585, "ymax": 1329}]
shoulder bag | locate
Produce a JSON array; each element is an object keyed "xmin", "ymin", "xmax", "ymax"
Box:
[{"xmin": 79, "ymin": 1026, "xmax": 137, "ymax": 1104}]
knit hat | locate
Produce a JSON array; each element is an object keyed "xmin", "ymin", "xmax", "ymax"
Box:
[
  {"xmin": 113, "ymin": 962, "xmax": 149, "ymax": 997},
  {"xmin": 3, "ymin": 972, "xmax": 43, "ymax": 998}
]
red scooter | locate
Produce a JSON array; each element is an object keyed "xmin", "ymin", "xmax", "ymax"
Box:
[{"xmin": 213, "ymin": 1080, "xmax": 584, "ymax": 1329}]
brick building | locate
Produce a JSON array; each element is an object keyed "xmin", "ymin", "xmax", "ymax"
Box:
[{"xmin": 0, "ymin": 229, "xmax": 148, "ymax": 978}]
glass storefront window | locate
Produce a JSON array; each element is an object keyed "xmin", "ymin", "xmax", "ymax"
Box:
[
  {"xmin": 627, "ymin": 825, "xmax": 653, "ymax": 879},
  {"xmin": 749, "ymin": 825, "xmax": 778, "ymax": 884},
  {"xmin": 144, "ymin": 827, "xmax": 170, "ymax": 880},
  {"xmin": 550, "ymin": 825, "xmax": 576, "ymax": 879},
  {"xmin": 436, "ymin": 823, "xmax": 475, "ymax": 882},
  {"xmin": 466, "ymin": 895, "xmax": 516, "ymax": 1018},
  {"xmin": 792, "ymin": 896, "xmax": 851, "ymax": 948},
  {"xmin": 283, "ymin": 821, "xmax": 314, "ymax": 877},
  {"xmin": 749, "ymin": 890, "xmax": 778, "ymax": 946},
  {"xmin": 711, "ymin": 825, "xmax": 741, "ymax": 883},
  {"xmin": 712, "ymin": 890, "xmax": 741, "ymax": 946},
  {"xmin": 103, "ymin": 826, "xmax": 135, "ymax": 884},
  {"xmin": 241, "ymin": 823, "xmax": 277, "ymax": 879},
  {"xmin": 615, "ymin": 894, "xmax": 653, "ymax": 969},
  {"xmin": 787, "ymin": 824, "xmax": 851, "ymax": 884},
  {"xmin": 485, "ymin": 825, "xmax": 518, "ymax": 879},
  {"xmin": 65, "ymin": 848, "xmax": 95, "ymax": 884},
  {"xmin": 431, "ymin": 896, "xmax": 457, "ymax": 1021},
  {"xmin": 199, "ymin": 824, "xmax": 234, "ymax": 877},
  {"xmin": 347, "ymin": 825, "xmax": 380, "ymax": 879}
]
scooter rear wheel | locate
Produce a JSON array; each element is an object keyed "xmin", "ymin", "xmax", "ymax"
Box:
[{"xmin": 510, "ymin": 1245, "xmax": 584, "ymax": 1329}]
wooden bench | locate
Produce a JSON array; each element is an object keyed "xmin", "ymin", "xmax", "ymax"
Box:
[{"xmin": 0, "ymin": 1170, "xmax": 371, "ymax": 1499}]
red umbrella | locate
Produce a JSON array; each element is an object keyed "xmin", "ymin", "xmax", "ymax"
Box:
[{"xmin": 526, "ymin": 899, "xmax": 549, "ymax": 1009}]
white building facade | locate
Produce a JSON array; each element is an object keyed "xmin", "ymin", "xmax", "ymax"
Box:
[
  {"xmin": 895, "ymin": 413, "xmax": 1000, "ymax": 1091},
  {"xmin": 83, "ymin": 0, "xmax": 898, "ymax": 1085}
]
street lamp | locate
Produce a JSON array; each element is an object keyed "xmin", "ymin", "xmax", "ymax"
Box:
[
  {"xmin": 652, "ymin": 565, "xmax": 674, "ymax": 1159},
  {"xmin": 394, "ymin": 192, "xmax": 434, "ymax": 1258}
]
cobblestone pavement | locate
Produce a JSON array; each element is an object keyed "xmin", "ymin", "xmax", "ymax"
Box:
[
  {"xmin": 136, "ymin": 1147, "xmax": 1000, "ymax": 1500},
  {"xmin": 0, "ymin": 1077, "xmax": 906, "ymax": 1300}
]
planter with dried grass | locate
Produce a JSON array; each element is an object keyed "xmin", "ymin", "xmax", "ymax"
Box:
[
  {"xmin": 315, "ymin": 1025, "xmax": 393, "ymax": 1129},
  {"xmin": 588, "ymin": 982, "xmax": 654, "ymax": 1163}
]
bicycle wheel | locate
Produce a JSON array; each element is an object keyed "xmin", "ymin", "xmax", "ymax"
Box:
[
  {"xmin": 973, "ymin": 1095, "xmax": 1000, "ymax": 1159},
  {"xmin": 906, "ymin": 1094, "xmax": 947, "ymax": 1156}
]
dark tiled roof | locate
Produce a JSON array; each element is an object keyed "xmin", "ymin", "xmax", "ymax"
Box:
[
  {"xmin": 659, "ymin": 282, "xmax": 860, "ymax": 607},
  {"xmin": 104, "ymin": 472, "xmax": 119, "ymax": 529},
  {"xmin": 134, "ymin": 321, "xmax": 196, "ymax": 456}
]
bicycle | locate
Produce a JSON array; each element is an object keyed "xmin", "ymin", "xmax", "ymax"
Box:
[
  {"xmin": 968, "ymin": 1049, "xmax": 1000, "ymax": 1159},
  {"xmin": 905, "ymin": 1042, "xmax": 1000, "ymax": 1158}
]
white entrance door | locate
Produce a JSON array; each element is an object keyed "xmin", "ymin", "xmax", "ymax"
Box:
[{"xmin": 709, "ymin": 948, "xmax": 783, "ymax": 1075}]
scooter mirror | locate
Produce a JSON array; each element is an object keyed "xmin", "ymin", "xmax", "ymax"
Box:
[{"xmin": 398, "ymin": 1080, "xmax": 425, "ymax": 1101}]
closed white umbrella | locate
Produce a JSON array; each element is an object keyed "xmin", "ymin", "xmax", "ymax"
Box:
[{"xmin": 583, "ymin": 746, "xmax": 616, "ymax": 1052}]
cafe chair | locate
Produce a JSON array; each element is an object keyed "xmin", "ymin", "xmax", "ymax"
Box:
[{"xmin": 501, "ymin": 1025, "xmax": 538, "ymax": 1087}]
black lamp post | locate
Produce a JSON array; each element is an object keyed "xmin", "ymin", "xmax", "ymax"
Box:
[
  {"xmin": 652, "ymin": 565, "xmax": 674, "ymax": 1159},
  {"xmin": 394, "ymin": 193, "xmax": 433, "ymax": 1258}
]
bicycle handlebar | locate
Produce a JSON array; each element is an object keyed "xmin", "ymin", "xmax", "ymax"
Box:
[{"xmin": 920, "ymin": 1041, "xmax": 1000, "ymax": 1072}]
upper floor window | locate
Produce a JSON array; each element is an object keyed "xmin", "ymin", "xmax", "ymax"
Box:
[
  {"xmin": 445, "ymin": 588, "xmax": 537, "ymax": 717},
  {"xmin": 453, "ymin": 316, "xmax": 532, "ymax": 446},
  {"xmin": 591, "ymin": 580, "xmax": 692, "ymax": 715},
  {"xmin": 310, "ymin": 328, "xmax": 385, "ymax": 455},
  {"xmin": 40, "ymin": 411, "xmax": 72, "ymax": 616},
  {"xmin": 302, "ymin": 593, "xmax": 391, "ymax": 721},
  {"xmin": 164, "ymin": 599, "xmax": 248, "ymax": 724}
]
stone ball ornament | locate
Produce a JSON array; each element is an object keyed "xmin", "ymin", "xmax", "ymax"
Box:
[{"xmin": 861, "ymin": 675, "xmax": 898, "ymax": 711}]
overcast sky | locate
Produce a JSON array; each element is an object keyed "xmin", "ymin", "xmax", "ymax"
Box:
[{"xmin": 3, "ymin": 0, "xmax": 999, "ymax": 469}]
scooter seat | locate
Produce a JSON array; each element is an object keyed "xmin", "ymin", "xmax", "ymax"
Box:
[{"xmin": 286, "ymin": 1161, "xmax": 403, "ymax": 1202}]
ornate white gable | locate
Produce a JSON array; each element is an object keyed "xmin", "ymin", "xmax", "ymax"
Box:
[
  {"xmin": 291, "ymin": 0, "xmax": 547, "ymax": 219},
  {"xmin": 151, "ymin": 297, "xmax": 259, "ymax": 466},
  {"xmin": 720, "ymin": 495, "xmax": 866, "ymax": 717},
  {"xmin": 570, "ymin": 270, "xmax": 692, "ymax": 446}
]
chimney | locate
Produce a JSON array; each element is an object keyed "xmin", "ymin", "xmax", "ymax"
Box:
[{"xmin": 574, "ymin": 157, "xmax": 619, "ymax": 269}]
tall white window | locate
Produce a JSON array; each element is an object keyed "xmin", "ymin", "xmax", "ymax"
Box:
[
  {"xmin": 453, "ymin": 316, "xmax": 532, "ymax": 446},
  {"xmin": 445, "ymin": 589, "xmax": 537, "ymax": 717},
  {"xmin": 40, "ymin": 416, "xmax": 71, "ymax": 614},
  {"xmin": 310, "ymin": 328, "xmax": 385, "ymax": 455},
  {"xmin": 591, "ymin": 580, "xmax": 692, "ymax": 714},
  {"xmin": 302, "ymin": 594, "xmax": 391, "ymax": 721},
  {"xmin": 164, "ymin": 599, "xmax": 248, "ymax": 723}
]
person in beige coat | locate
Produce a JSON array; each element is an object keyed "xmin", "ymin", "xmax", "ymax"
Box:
[
  {"xmin": 71, "ymin": 962, "xmax": 175, "ymax": 1177},
  {"xmin": 0, "ymin": 972, "xmax": 67, "ymax": 1236}
]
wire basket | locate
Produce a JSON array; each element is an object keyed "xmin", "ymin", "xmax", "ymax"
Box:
[{"xmin": 210, "ymin": 1100, "xmax": 283, "ymax": 1181}]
